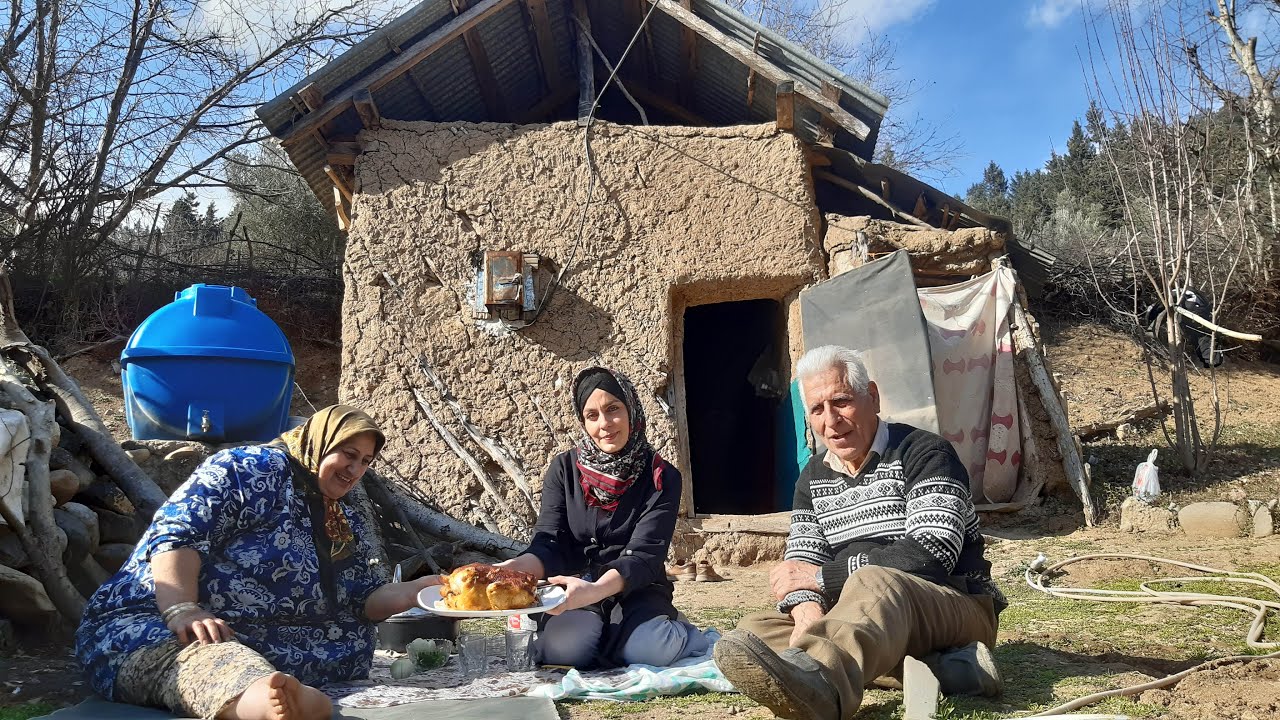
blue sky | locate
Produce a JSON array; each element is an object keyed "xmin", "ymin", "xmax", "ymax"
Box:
[
  {"xmin": 859, "ymin": 0, "xmax": 1111, "ymax": 195},
  {"xmin": 864, "ymin": 0, "xmax": 1278, "ymax": 196}
]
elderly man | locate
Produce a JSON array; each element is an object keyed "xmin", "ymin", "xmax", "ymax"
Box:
[{"xmin": 714, "ymin": 345, "xmax": 1005, "ymax": 720}]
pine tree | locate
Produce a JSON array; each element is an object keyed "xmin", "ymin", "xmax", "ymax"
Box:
[{"xmin": 964, "ymin": 161, "xmax": 1012, "ymax": 218}]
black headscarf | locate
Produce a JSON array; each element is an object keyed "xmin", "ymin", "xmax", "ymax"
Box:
[{"xmin": 571, "ymin": 367, "xmax": 653, "ymax": 511}]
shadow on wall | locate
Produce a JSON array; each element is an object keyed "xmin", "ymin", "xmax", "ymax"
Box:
[{"xmin": 519, "ymin": 283, "xmax": 615, "ymax": 362}]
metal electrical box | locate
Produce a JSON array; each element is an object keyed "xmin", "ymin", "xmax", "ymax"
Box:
[
  {"xmin": 474, "ymin": 251, "xmax": 555, "ymax": 327},
  {"xmin": 483, "ymin": 251, "xmax": 524, "ymax": 307}
]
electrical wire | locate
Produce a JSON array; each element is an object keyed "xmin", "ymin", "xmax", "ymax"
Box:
[
  {"xmin": 528, "ymin": 0, "xmax": 661, "ymax": 324},
  {"xmin": 1013, "ymin": 552, "xmax": 1280, "ymax": 718}
]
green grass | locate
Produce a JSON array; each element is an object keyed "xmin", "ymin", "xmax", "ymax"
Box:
[
  {"xmin": 682, "ymin": 606, "xmax": 769, "ymax": 632},
  {"xmin": 558, "ymin": 690, "xmax": 756, "ymax": 718},
  {"xmin": 0, "ymin": 703, "xmax": 56, "ymax": 720}
]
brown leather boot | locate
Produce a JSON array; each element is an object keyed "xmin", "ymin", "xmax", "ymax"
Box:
[
  {"xmin": 695, "ymin": 561, "xmax": 725, "ymax": 582},
  {"xmin": 713, "ymin": 629, "xmax": 838, "ymax": 720}
]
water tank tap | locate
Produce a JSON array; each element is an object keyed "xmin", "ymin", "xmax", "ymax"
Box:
[{"xmin": 201, "ymin": 410, "xmax": 211, "ymax": 434}]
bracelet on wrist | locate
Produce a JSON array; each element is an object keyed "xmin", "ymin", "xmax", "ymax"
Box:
[{"xmin": 160, "ymin": 601, "xmax": 202, "ymax": 624}]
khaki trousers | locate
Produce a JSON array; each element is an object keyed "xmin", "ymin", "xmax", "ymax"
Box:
[{"xmin": 737, "ymin": 566, "xmax": 998, "ymax": 720}]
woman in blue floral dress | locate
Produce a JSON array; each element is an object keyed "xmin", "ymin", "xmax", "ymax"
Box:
[{"xmin": 76, "ymin": 405, "xmax": 440, "ymax": 720}]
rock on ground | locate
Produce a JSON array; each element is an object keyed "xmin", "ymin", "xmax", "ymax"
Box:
[
  {"xmin": 1120, "ymin": 496, "xmax": 1176, "ymax": 533},
  {"xmin": 1178, "ymin": 502, "xmax": 1249, "ymax": 538},
  {"xmin": 0, "ymin": 563, "xmax": 57, "ymax": 624}
]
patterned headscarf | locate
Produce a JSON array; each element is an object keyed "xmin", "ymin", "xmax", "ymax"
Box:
[
  {"xmin": 572, "ymin": 367, "xmax": 654, "ymax": 512},
  {"xmin": 275, "ymin": 405, "xmax": 385, "ymax": 559}
]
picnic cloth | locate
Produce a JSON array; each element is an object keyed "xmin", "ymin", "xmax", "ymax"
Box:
[
  {"xmin": 38, "ymin": 631, "xmax": 730, "ymax": 716},
  {"xmin": 324, "ymin": 652, "xmax": 566, "ymax": 707},
  {"xmin": 33, "ymin": 695, "xmax": 558, "ymax": 720},
  {"xmin": 528, "ymin": 629, "xmax": 733, "ymax": 702}
]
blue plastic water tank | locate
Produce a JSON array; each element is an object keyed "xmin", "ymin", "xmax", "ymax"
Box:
[{"xmin": 121, "ymin": 284, "xmax": 295, "ymax": 442}]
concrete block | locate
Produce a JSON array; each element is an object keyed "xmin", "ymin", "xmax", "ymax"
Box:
[
  {"xmin": 903, "ymin": 655, "xmax": 940, "ymax": 720},
  {"xmin": 1253, "ymin": 503, "xmax": 1275, "ymax": 538}
]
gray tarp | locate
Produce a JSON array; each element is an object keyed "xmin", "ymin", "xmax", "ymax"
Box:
[
  {"xmin": 36, "ymin": 696, "xmax": 559, "ymax": 720},
  {"xmin": 799, "ymin": 249, "xmax": 938, "ymax": 434}
]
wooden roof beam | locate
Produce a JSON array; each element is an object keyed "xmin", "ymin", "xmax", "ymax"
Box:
[
  {"xmin": 648, "ymin": 0, "xmax": 870, "ymax": 140},
  {"xmin": 775, "ymin": 80, "xmax": 795, "ymax": 131},
  {"xmin": 281, "ymin": 0, "xmax": 515, "ymax": 146},
  {"xmin": 623, "ymin": 0, "xmax": 658, "ymax": 87},
  {"xmin": 629, "ymin": 85, "xmax": 707, "ymax": 126},
  {"xmin": 452, "ymin": 0, "xmax": 506, "ymax": 118},
  {"xmin": 521, "ymin": 0, "xmax": 562, "ymax": 94},
  {"xmin": 298, "ymin": 83, "xmax": 324, "ymax": 112},
  {"xmin": 814, "ymin": 169, "xmax": 931, "ymax": 228},
  {"xmin": 353, "ymin": 89, "xmax": 382, "ymax": 130},
  {"xmin": 677, "ymin": 0, "xmax": 697, "ymax": 105},
  {"xmin": 572, "ymin": 0, "xmax": 595, "ymax": 125}
]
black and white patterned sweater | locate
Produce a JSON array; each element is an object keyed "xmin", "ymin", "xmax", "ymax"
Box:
[{"xmin": 780, "ymin": 421, "xmax": 1005, "ymax": 614}]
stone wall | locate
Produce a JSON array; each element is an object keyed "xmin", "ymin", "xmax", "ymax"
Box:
[{"xmin": 341, "ymin": 121, "xmax": 823, "ymax": 540}]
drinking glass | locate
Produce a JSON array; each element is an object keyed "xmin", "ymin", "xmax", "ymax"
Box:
[
  {"xmin": 504, "ymin": 628, "xmax": 535, "ymax": 671},
  {"xmin": 458, "ymin": 632, "xmax": 489, "ymax": 679}
]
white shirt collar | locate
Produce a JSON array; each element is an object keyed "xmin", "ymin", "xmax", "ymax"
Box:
[{"xmin": 821, "ymin": 417, "xmax": 888, "ymax": 477}]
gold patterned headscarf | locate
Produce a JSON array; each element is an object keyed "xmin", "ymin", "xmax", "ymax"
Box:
[{"xmin": 276, "ymin": 405, "xmax": 385, "ymax": 559}]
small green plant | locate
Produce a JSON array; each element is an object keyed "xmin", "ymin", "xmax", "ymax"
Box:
[
  {"xmin": 0, "ymin": 703, "xmax": 57, "ymax": 720},
  {"xmin": 390, "ymin": 638, "xmax": 453, "ymax": 678}
]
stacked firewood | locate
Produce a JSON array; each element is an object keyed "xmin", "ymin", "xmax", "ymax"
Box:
[{"xmin": 0, "ymin": 268, "xmax": 520, "ymax": 638}]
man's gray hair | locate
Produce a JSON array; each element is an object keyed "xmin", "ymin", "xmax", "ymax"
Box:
[{"xmin": 795, "ymin": 345, "xmax": 871, "ymax": 407}]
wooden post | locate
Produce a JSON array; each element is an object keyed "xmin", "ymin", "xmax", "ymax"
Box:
[
  {"xmin": 298, "ymin": 83, "xmax": 324, "ymax": 112},
  {"xmin": 522, "ymin": 0, "xmax": 561, "ymax": 93},
  {"xmin": 572, "ymin": 0, "xmax": 595, "ymax": 125},
  {"xmin": 677, "ymin": 0, "xmax": 697, "ymax": 105},
  {"xmin": 450, "ymin": 0, "xmax": 505, "ymax": 118},
  {"xmin": 352, "ymin": 89, "xmax": 381, "ymax": 130},
  {"xmin": 775, "ymin": 80, "xmax": 795, "ymax": 132},
  {"xmin": 1010, "ymin": 299, "xmax": 1098, "ymax": 526}
]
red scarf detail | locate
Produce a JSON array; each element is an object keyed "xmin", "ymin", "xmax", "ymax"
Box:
[{"xmin": 576, "ymin": 453, "xmax": 664, "ymax": 511}]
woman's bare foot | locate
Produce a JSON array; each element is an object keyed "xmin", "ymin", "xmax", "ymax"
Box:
[{"xmin": 222, "ymin": 672, "xmax": 333, "ymax": 720}]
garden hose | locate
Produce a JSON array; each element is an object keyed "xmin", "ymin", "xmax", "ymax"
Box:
[{"xmin": 1012, "ymin": 552, "xmax": 1280, "ymax": 718}]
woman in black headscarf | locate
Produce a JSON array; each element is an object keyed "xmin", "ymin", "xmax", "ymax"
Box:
[{"xmin": 496, "ymin": 367, "xmax": 708, "ymax": 668}]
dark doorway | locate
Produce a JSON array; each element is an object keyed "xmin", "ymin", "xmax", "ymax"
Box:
[{"xmin": 683, "ymin": 298, "xmax": 784, "ymax": 515}]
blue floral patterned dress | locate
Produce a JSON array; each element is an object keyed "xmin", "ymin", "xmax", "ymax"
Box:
[{"xmin": 75, "ymin": 445, "xmax": 390, "ymax": 699}]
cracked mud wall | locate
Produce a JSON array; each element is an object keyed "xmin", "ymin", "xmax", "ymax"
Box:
[{"xmin": 340, "ymin": 121, "xmax": 822, "ymax": 540}]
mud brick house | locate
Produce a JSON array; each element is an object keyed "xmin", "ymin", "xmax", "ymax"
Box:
[{"xmin": 258, "ymin": 0, "xmax": 1088, "ymax": 560}]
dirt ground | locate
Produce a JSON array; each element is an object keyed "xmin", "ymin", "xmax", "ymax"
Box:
[{"xmin": 4, "ymin": 317, "xmax": 1280, "ymax": 720}]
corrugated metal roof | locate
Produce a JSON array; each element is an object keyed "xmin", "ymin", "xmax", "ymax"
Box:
[{"xmin": 257, "ymin": 0, "xmax": 892, "ymax": 215}]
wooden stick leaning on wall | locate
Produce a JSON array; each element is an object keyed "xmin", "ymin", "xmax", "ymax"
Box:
[
  {"xmin": 418, "ymin": 359, "xmax": 538, "ymax": 515},
  {"xmin": 385, "ymin": 480, "xmax": 524, "ymax": 559},
  {"xmin": 361, "ymin": 469, "xmax": 443, "ymax": 574},
  {"xmin": 407, "ymin": 383, "xmax": 527, "ymax": 531},
  {"xmin": 1009, "ymin": 298, "xmax": 1098, "ymax": 526}
]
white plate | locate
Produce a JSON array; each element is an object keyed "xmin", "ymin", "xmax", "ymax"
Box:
[{"xmin": 416, "ymin": 584, "xmax": 567, "ymax": 618}]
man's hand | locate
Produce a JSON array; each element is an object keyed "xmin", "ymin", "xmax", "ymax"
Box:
[
  {"xmin": 167, "ymin": 608, "xmax": 234, "ymax": 646},
  {"xmin": 770, "ymin": 559, "xmax": 822, "ymax": 600},
  {"xmin": 788, "ymin": 601, "xmax": 824, "ymax": 647}
]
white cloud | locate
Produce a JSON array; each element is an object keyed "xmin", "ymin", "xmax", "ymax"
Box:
[
  {"xmin": 836, "ymin": 0, "xmax": 937, "ymax": 35},
  {"xmin": 187, "ymin": 0, "xmax": 413, "ymax": 55},
  {"xmin": 1028, "ymin": 0, "xmax": 1082, "ymax": 28}
]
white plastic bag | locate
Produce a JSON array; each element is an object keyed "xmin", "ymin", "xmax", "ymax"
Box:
[{"xmin": 1132, "ymin": 449, "xmax": 1161, "ymax": 501}]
